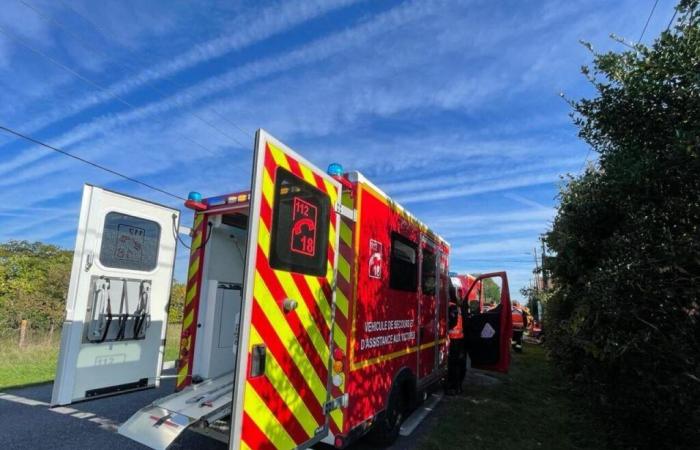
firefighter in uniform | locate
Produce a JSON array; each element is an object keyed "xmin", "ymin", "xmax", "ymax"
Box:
[
  {"xmin": 446, "ymin": 282, "xmax": 466, "ymax": 395},
  {"xmin": 511, "ymin": 301, "xmax": 529, "ymax": 353}
]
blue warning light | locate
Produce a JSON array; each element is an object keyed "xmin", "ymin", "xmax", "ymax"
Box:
[
  {"xmin": 327, "ymin": 163, "xmax": 343, "ymax": 177},
  {"xmin": 188, "ymin": 191, "xmax": 203, "ymax": 202}
]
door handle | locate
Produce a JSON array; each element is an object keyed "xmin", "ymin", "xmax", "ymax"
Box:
[{"xmin": 250, "ymin": 344, "xmax": 266, "ymax": 377}]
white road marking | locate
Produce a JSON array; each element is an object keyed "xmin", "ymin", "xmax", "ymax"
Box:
[
  {"xmin": 399, "ymin": 392, "xmax": 443, "ymax": 436},
  {"xmin": 0, "ymin": 392, "xmax": 121, "ymax": 433},
  {"xmin": 51, "ymin": 406, "xmax": 79, "ymax": 414},
  {"xmin": 0, "ymin": 393, "xmax": 49, "ymax": 406}
]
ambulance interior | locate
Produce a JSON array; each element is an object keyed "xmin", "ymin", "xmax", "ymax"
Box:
[{"xmin": 191, "ymin": 210, "xmax": 248, "ymax": 382}]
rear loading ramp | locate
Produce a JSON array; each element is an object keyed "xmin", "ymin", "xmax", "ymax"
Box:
[{"xmin": 118, "ymin": 372, "xmax": 234, "ymax": 449}]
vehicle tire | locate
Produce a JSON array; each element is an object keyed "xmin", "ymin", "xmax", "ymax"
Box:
[{"xmin": 369, "ymin": 380, "xmax": 408, "ymax": 446}]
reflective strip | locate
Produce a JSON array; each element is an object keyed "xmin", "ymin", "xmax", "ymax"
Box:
[
  {"xmin": 252, "ymin": 272, "xmax": 327, "ymax": 406},
  {"xmin": 177, "ymin": 213, "xmax": 206, "ymax": 390},
  {"xmin": 243, "ymin": 383, "xmax": 296, "ymax": 449},
  {"xmin": 243, "ymin": 140, "xmax": 346, "ymax": 444},
  {"xmin": 340, "ymin": 221, "xmax": 352, "ymax": 247},
  {"xmin": 250, "ymin": 327, "xmax": 318, "ymax": 437},
  {"xmin": 337, "ymin": 256, "xmax": 351, "ymax": 283},
  {"xmin": 274, "ymin": 269, "xmax": 330, "ymax": 363},
  {"xmin": 182, "ymin": 309, "xmax": 194, "ymax": 331},
  {"xmin": 269, "ymin": 143, "xmax": 291, "ymax": 171},
  {"xmin": 187, "ymin": 256, "xmax": 199, "ymax": 280}
]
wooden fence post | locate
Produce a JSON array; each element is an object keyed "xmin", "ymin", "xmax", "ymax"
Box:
[
  {"xmin": 19, "ymin": 319, "xmax": 28, "ymax": 348},
  {"xmin": 47, "ymin": 323, "xmax": 55, "ymax": 345}
]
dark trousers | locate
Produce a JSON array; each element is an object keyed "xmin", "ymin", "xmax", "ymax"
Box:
[
  {"xmin": 513, "ymin": 330, "xmax": 524, "ymax": 350},
  {"xmin": 447, "ymin": 338, "xmax": 466, "ymax": 391}
]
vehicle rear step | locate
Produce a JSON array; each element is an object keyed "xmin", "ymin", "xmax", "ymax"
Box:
[{"xmin": 117, "ymin": 372, "xmax": 234, "ymax": 449}]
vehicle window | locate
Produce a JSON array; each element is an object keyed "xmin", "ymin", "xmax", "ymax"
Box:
[
  {"xmin": 421, "ymin": 248, "xmax": 436, "ymax": 295},
  {"xmin": 389, "ymin": 233, "xmax": 418, "ymax": 292},
  {"xmin": 99, "ymin": 212, "xmax": 161, "ymax": 271},
  {"xmin": 269, "ymin": 167, "xmax": 330, "ymax": 277}
]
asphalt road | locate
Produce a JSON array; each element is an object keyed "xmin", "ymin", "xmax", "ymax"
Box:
[
  {"xmin": 0, "ymin": 372, "xmax": 224, "ymax": 450},
  {"xmin": 0, "ymin": 372, "xmax": 433, "ymax": 450}
]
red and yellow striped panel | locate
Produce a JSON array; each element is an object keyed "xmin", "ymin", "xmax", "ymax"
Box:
[
  {"xmin": 176, "ymin": 212, "xmax": 206, "ymax": 390},
  {"xmin": 241, "ymin": 141, "xmax": 342, "ymax": 449},
  {"xmin": 330, "ymin": 212, "xmax": 353, "ymax": 436}
]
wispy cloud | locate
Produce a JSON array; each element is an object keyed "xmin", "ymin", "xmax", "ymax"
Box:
[
  {"xmin": 0, "ymin": 0, "xmax": 678, "ymax": 293},
  {"xmin": 12, "ymin": 0, "xmax": 360, "ymax": 137}
]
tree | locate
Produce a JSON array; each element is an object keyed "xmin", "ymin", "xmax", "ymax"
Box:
[
  {"xmin": 545, "ymin": 1, "xmax": 700, "ymax": 447},
  {"xmin": 0, "ymin": 241, "xmax": 72, "ymax": 330},
  {"xmin": 168, "ymin": 281, "xmax": 186, "ymax": 324},
  {"xmin": 481, "ymin": 277, "xmax": 501, "ymax": 304}
]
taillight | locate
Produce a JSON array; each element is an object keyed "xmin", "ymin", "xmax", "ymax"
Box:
[{"xmin": 332, "ymin": 347, "xmax": 345, "ymax": 387}]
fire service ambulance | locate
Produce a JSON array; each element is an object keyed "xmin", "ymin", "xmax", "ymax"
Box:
[{"xmin": 51, "ymin": 130, "xmax": 512, "ymax": 449}]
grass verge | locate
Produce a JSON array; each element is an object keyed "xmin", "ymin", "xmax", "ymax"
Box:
[
  {"xmin": 0, "ymin": 323, "xmax": 182, "ymax": 390},
  {"xmin": 417, "ymin": 344, "xmax": 605, "ymax": 450}
]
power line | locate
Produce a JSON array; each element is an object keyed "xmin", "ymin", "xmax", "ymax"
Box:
[
  {"xmin": 0, "ymin": 124, "xmax": 186, "ymax": 201},
  {"xmin": 18, "ymin": 0, "xmax": 251, "ymax": 149},
  {"xmin": 57, "ymin": 0, "xmax": 251, "ymax": 140},
  {"xmin": 666, "ymin": 9, "xmax": 678, "ymax": 31},
  {"xmin": 0, "ymin": 23, "xmax": 224, "ymax": 160},
  {"xmin": 638, "ymin": 0, "xmax": 660, "ymax": 44}
]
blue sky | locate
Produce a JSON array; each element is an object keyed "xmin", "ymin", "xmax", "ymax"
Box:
[{"xmin": 0, "ymin": 0, "xmax": 676, "ymax": 298}]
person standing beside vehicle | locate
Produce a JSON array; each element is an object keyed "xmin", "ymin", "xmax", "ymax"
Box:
[
  {"xmin": 446, "ymin": 282, "xmax": 467, "ymax": 394},
  {"xmin": 511, "ymin": 301, "xmax": 528, "ymax": 353}
]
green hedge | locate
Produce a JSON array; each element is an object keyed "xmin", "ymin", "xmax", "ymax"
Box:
[{"xmin": 545, "ymin": 2, "xmax": 700, "ymax": 447}]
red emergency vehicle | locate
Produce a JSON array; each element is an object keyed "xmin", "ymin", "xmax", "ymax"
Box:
[{"xmin": 51, "ymin": 130, "xmax": 513, "ymax": 449}]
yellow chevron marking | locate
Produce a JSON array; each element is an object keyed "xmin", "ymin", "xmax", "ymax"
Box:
[
  {"xmin": 323, "ymin": 178, "xmax": 338, "ymax": 200},
  {"xmin": 187, "ymin": 256, "xmax": 200, "ymax": 281},
  {"xmin": 250, "ymin": 327, "xmax": 317, "ymax": 437},
  {"xmin": 297, "ymin": 162, "xmax": 318, "ymax": 188},
  {"xmin": 191, "ymin": 229, "xmax": 202, "ymax": 250},
  {"xmin": 262, "ymin": 165, "xmax": 275, "ymax": 206},
  {"xmin": 243, "ymin": 382, "xmax": 295, "ymax": 449},
  {"xmin": 331, "ymin": 409, "xmax": 342, "ymax": 430},
  {"xmin": 269, "ymin": 143, "xmax": 291, "ymax": 171},
  {"xmin": 176, "ymin": 364, "xmax": 188, "ymax": 386},
  {"xmin": 193, "ymin": 213, "xmax": 203, "ymax": 228},
  {"xmin": 339, "ymin": 221, "xmax": 352, "ymax": 247},
  {"xmin": 182, "ymin": 309, "xmax": 194, "ymax": 332},
  {"xmin": 272, "ymin": 268, "xmax": 330, "ymax": 363},
  {"xmin": 253, "ymin": 272, "xmax": 327, "ymax": 406},
  {"xmin": 258, "ymin": 221, "xmax": 271, "ymax": 259},
  {"xmin": 185, "ymin": 283, "xmax": 197, "ymax": 304},
  {"xmin": 335, "ymin": 287, "xmax": 349, "ymax": 318},
  {"xmin": 333, "ymin": 322, "xmax": 347, "ymax": 356},
  {"xmin": 337, "ymin": 256, "xmax": 350, "ymax": 283}
]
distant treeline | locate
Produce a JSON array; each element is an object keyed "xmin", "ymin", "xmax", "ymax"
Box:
[{"xmin": 0, "ymin": 241, "xmax": 185, "ymax": 331}]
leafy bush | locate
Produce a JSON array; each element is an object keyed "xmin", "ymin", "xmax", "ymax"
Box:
[
  {"xmin": 0, "ymin": 241, "xmax": 72, "ymax": 330},
  {"xmin": 545, "ymin": 1, "xmax": 700, "ymax": 447}
]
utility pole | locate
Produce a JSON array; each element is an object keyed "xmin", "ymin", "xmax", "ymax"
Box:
[
  {"xmin": 533, "ymin": 247, "xmax": 540, "ymax": 292},
  {"xmin": 541, "ymin": 238, "xmax": 547, "ymax": 289}
]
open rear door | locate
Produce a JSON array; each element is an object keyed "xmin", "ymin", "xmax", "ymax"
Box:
[
  {"xmin": 464, "ymin": 272, "xmax": 512, "ymax": 373},
  {"xmin": 51, "ymin": 185, "xmax": 178, "ymax": 406},
  {"xmin": 229, "ymin": 130, "xmax": 342, "ymax": 449}
]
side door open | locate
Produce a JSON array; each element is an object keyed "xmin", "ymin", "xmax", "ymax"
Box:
[
  {"xmin": 229, "ymin": 130, "xmax": 342, "ymax": 450},
  {"xmin": 417, "ymin": 237, "xmax": 439, "ymax": 380},
  {"xmin": 51, "ymin": 185, "xmax": 178, "ymax": 406},
  {"xmin": 463, "ymin": 272, "xmax": 512, "ymax": 373}
]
